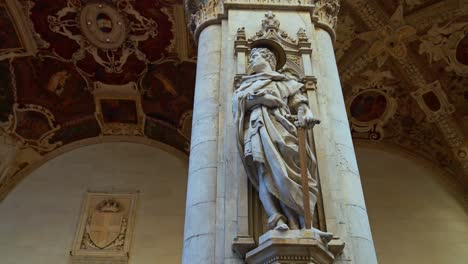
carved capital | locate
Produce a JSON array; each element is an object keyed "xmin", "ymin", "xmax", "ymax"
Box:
[
  {"xmin": 185, "ymin": 0, "xmax": 222, "ymax": 40},
  {"xmin": 312, "ymin": 0, "xmax": 341, "ymax": 41},
  {"xmin": 185, "ymin": 0, "xmax": 316, "ymax": 42}
]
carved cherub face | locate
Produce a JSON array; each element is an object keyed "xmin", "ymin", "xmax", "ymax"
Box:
[{"xmin": 250, "ymin": 48, "xmax": 277, "ymax": 73}]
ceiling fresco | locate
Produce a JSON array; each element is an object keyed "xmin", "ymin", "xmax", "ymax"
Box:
[
  {"xmin": 0, "ymin": 0, "xmax": 467, "ymax": 200},
  {"xmin": 337, "ymin": 0, "xmax": 468, "ymax": 188},
  {"xmin": 0, "ymin": 0, "xmax": 195, "ymax": 199}
]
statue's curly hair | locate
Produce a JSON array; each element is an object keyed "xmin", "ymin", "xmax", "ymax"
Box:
[{"xmin": 251, "ymin": 47, "xmax": 277, "ymax": 70}]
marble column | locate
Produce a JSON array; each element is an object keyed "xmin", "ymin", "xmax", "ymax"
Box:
[
  {"xmin": 182, "ymin": 24, "xmax": 222, "ymax": 264},
  {"xmin": 312, "ymin": 25, "xmax": 379, "ymax": 264},
  {"xmin": 183, "ymin": 1, "xmax": 379, "ymax": 263}
]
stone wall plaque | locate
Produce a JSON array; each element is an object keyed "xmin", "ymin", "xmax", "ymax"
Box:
[{"xmin": 70, "ymin": 192, "xmax": 138, "ymax": 264}]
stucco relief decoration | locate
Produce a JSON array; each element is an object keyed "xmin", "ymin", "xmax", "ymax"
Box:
[
  {"xmin": 419, "ymin": 19, "xmax": 468, "ymax": 76},
  {"xmin": 411, "ymin": 81, "xmax": 455, "ymax": 123},
  {"xmin": 47, "ymin": 0, "xmax": 157, "ymax": 73},
  {"xmin": 410, "ymin": 81, "xmax": 468, "ymax": 164},
  {"xmin": 93, "ymin": 82, "xmax": 146, "ymax": 136},
  {"xmin": 71, "ymin": 192, "xmax": 137, "ymax": 263},
  {"xmin": 0, "ymin": 101, "xmax": 51, "ymax": 197},
  {"xmin": 0, "ymin": 1, "xmax": 193, "ymax": 201},
  {"xmin": 358, "ymin": 6, "xmax": 416, "ymax": 67},
  {"xmin": 335, "ymin": 14, "xmax": 356, "ymax": 61},
  {"xmin": 0, "ymin": 0, "xmax": 39, "ymax": 60},
  {"xmin": 347, "ymin": 70, "xmax": 397, "ymax": 140},
  {"xmin": 4, "ymin": 103, "xmax": 62, "ymax": 152}
]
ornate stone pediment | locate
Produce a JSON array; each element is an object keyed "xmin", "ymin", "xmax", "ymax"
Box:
[{"xmin": 234, "ymin": 12, "xmax": 314, "ymax": 79}]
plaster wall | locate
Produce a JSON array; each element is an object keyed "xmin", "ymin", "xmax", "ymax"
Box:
[
  {"xmin": 356, "ymin": 146, "xmax": 468, "ymax": 264},
  {"xmin": 0, "ymin": 142, "xmax": 188, "ymax": 264}
]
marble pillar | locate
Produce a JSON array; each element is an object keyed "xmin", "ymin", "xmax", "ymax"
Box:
[
  {"xmin": 311, "ymin": 26, "xmax": 379, "ymax": 264},
  {"xmin": 183, "ymin": 1, "xmax": 379, "ymax": 263},
  {"xmin": 182, "ymin": 24, "xmax": 222, "ymax": 264}
]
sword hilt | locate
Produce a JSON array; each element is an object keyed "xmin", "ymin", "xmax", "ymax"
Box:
[{"xmin": 286, "ymin": 106, "xmax": 320, "ymax": 129}]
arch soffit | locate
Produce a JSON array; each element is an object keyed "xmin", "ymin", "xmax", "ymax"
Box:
[
  {"xmin": 0, "ymin": 136, "xmax": 189, "ymax": 202},
  {"xmin": 354, "ymin": 140, "xmax": 468, "ymax": 201}
]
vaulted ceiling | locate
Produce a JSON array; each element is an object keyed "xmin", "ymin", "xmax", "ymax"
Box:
[
  {"xmin": 0, "ymin": 0, "xmax": 466, "ymax": 200},
  {"xmin": 0, "ymin": 0, "xmax": 196, "ymax": 199},
  {"xmin": 336, "ymin": 0, "xmax": 468, "ymax": 189}
]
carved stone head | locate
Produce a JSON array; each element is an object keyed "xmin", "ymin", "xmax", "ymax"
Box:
[
  {"xmin": 250, "ymin": 39, "xmax": 287, "ymax": 71},
  {"xmin": 250, "ymin": 47, "xmax": 277, "ymax": 73}
]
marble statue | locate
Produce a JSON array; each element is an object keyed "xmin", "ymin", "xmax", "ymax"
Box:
[{"xmin": 233, "ymin": 40, "xmax": 329, "ymax": 237}]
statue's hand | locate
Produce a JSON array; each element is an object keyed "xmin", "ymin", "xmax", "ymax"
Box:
[{"xmin": 303, "ymin": 108, "xmax": 321, "ymax": 128}]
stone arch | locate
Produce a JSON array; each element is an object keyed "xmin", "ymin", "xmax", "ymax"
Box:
[
  {"xmin": 0, "ymin": 135, "xmax": 188, "ymax": 201},
  {"xmin": 0, "ymin": 140, "xmax": 189, "ymax": 263},
  {"xmin": 354, "ymin": 143, "xmax": 468, "ymax": 263}
]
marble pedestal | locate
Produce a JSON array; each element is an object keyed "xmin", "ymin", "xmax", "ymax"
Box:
[{"xmin": 245, "ymin": 230, "xmax": 335, "ymax": 264}]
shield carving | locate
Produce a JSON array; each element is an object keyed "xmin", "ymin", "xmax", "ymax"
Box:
[{"xmin": 87, "ymin": 199, "xmax": 125, "ymax": 249}]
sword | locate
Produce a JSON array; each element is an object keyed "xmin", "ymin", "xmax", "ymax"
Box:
[{"xmin": 292, "ymin": 106, "xmax": 320, "ymax": 229}]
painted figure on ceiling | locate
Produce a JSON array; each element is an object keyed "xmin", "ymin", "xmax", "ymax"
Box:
[
  {"xmin": 233, "ymin": 40, "xmax": 331, "ymax": 239},
  {"xmin": 46, "ymin": 70, "xmax": 70, "ymax": 96}
]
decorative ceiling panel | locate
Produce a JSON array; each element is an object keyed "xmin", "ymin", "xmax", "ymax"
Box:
[
  {"xmin": 0, "ymin": 0, "xmax": 195, "ymax": 200},
  {"xmin": 339, "ymin": 0, "xmax": 468, "ymax": 189}
]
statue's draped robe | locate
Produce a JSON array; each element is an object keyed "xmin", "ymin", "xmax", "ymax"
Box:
[{"xmin": 233, "ymin": 71, "xmax": 318, "ymax": 225}]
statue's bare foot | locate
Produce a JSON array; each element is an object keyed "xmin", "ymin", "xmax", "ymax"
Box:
[
  {"xmin": 274, "ymin": 219, "xmax": 289, "ymax": 231},
  {"xmin": 274, "ymin": 223, "xmax": 289, "ymax": 231},
  {"xmin": 313, "ymin": 228, "xmax": 334, "ymax": 243}
]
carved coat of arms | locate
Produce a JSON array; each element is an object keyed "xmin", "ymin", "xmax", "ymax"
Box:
[
  {"xmin": 85, "ymin": 199, "xmax": 127, "ymax": 249},
  {"xmin": 70, "ymin": 192, "xmax": 137, "ymax": 262}
]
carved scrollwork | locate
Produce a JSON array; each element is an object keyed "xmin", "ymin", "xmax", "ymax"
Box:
[
  {"xmin": 4, "ymin": 103, "xmax": 62, "ymax": 152},
  {"xmin": 346, "ymin": 70, "xmax": 398, "ymax": 141},
  {"xmin": 47, "ymin": 0, "xmax": 158, "ymax": 73}
]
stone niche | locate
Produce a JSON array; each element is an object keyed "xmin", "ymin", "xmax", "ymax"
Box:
[{"xmin": 70, "ymin": 192, "xmax": 138, "ymax": 264}]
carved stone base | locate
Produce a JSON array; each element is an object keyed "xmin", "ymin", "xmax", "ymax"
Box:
[
  {"xmin": 245, "ymin": 230, "xmax": 335, "ymax": 264},
  {"xmin": 70, "ymin": 255, "xmax": 128, "ymax": 264},
  {"xmin": 232, "ymin": 236, "xmax": 257, "ymax": 258}
]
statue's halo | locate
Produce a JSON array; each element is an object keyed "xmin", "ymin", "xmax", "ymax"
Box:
[{"xmin": 250, "ymin": 39, "xmax": 287, "ymax": 70}]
